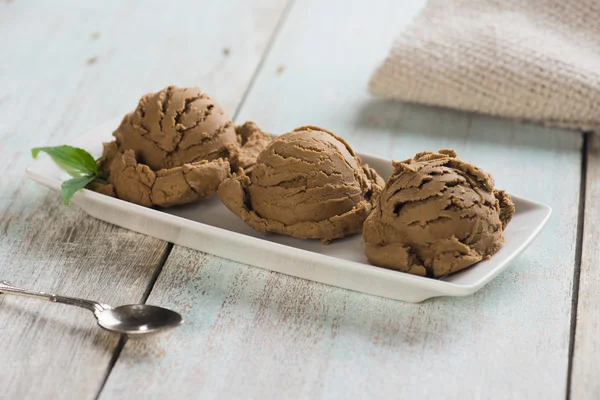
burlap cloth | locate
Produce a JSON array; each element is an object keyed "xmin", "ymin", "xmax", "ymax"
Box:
[{"xmin": 369, "ymin": 0, "xmax": 600, "ymax": 132}]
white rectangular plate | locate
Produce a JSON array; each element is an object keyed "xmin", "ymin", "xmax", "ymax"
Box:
[{"xmin": 27, "ymin": 119, "xmax": 551, "ymax": 302}]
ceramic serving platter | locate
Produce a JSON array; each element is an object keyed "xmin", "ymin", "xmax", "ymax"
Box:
[{"xmin": 26, "ymin": 118, "xmax": 551, "ymax": 302}]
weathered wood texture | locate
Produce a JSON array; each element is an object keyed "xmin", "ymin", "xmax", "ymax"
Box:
[
  {"xmin": 571, "ymin": 132, "xmax": 599, "ymax": 400},
  {"xmin": 101, "ymin": 0, "xmax": 583, "ymax": 399},
  {"xmin": 0, "ymin": 0, "xmax": 289, "ymax": 398}
]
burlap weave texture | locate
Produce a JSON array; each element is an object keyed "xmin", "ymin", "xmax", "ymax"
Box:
[{"xmin": 370, "ymin": 0, "xmax": 600, "ymax": 131}]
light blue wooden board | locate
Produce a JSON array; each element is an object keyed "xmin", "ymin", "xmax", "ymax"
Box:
[
  {"xmin": 101, "ymin": 0, "xmax": 582, "ymax": 399},
  {"xmin": 0, "ymin": 0, "xmax": 290, "ymax": 398}
]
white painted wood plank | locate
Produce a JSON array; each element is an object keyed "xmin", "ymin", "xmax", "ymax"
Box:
[
  {"xmin": 102, "ymin": 0, "xmax": 583, "ymax": 399},
  {"xmin": 0, "ymin": 0, "xmax": 290, "ymax": 398},
  {"xmin": 571, "ymin": 132, "xmax": 600, "ymax": 400}
]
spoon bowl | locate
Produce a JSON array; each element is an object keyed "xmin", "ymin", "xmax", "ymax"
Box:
[
  {"xmin": 97, "ymin": 304, "xmax": 184, "ymax": 335},
  {"xmin": 0, "ymin": 281, "xmax": 184, "ymax": 336}
]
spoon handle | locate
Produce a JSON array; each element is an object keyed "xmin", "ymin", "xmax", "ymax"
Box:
[{"xmin": 0, "ymin": 281, "xmax": 109, "ymax": 314}]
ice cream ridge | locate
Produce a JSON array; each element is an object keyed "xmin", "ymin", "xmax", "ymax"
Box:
[
  {"xmin": 362, "ymin": 149, "xmax": 515, "ymax": 278},
  {"xmin": 94, "ymin": 85, "xmax": 271, "ymax": 207},
  {"xmin": 218, "ymin": 126, "xmax": 385, "ymax": 243}
]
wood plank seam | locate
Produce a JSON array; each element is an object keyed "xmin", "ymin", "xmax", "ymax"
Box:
[
  {"xmin": 569, "ymin": 131, "xmax": 600, "ymax": 400},
  {"xmin": 566, "ymin": 131, "xmax": 589, "ymax": 400},
  {"xmin": 94, "ymin": 335, "xmax": 128, "ymax": 400},
  {"xmin": 140, "ymin": 242, "xmax": 175, "ymax": 304}
]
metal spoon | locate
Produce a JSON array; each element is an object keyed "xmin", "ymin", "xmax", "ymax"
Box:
[{"xmin": 0, "ymin": 281, "xmax": 183, "ymax": 336}]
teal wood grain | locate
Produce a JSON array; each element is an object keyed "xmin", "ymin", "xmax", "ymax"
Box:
[
  {"xmin": 0, "ymin": 0, "xmax": 290, "ymax": 398},
  {"xmin": 101, "ymin": 0, "xmax": 583, "ymax": 399}
]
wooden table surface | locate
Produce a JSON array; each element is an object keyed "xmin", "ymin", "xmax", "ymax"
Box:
[{"xmin": 1, "ymin": 0, "xmax": 598, "ymax": 399}]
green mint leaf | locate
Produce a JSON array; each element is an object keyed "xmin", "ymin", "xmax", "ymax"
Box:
[
  {"xmin": 60, "ymin": 175, "xmax": 98, "ymax": 206},
  {"xmin": 32, "ymin": 145, "xmax": 99, "ymax": 177}
]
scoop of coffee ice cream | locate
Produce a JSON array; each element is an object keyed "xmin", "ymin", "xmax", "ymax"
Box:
[
  {"xmin": 93, "ymin": 86, "xmax": 271, "ymax": 207},
  {"xmin": 218, "ymin": 126, "xmax": 385, "ymax": 243},
  {"xmin": 362, "ymin": 149, "xmax": 514, "ymax": 277}
]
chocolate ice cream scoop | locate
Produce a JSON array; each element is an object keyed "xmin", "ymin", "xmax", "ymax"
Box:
[
  {"xmin": 218, "ymin": 126, "xmax": 385, "ymax": 243},
  {"xmin": 362, "ymin": 149, "xmax": 515, "ymax": 278},
  {"xmin": 93, "ymin": 86, "xmax": 272, "ymax": 207}
]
